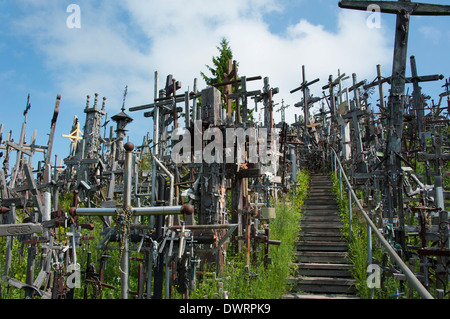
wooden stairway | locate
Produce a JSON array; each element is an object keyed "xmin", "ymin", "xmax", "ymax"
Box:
[{"xmin": 284, "ymin": 174, "xmax": 359, "ymax": 299}]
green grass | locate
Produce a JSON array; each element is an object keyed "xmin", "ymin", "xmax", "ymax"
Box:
[
  {"xmin": 191, "ymin": 169, "xmax": 310, "ymax": 299},
  {"xmin": 330, "ymin": 172, "xmax": 420, "ymax": 299}
]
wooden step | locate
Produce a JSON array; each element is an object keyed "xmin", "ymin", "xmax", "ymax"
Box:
[
  {"xmin": 309, "ymin": 187, "xmax": 333, "ymax": 191},
  {"xmin": 296, "ymin": 251, "xmax": 349, "ymax": 264},
  {"xmin": 300, "ymin": 226, "xmax": 343, "ymax": 235},
  {"xmin": 301, "ymin": 216, "xmax": 342, "ymax": 222},
  {"xmin": 301, "ymin": 221, "xmax": 343, "ymax": 228},
  {"xmin": 302, "ymin": 210, "xmax": 341, "ymax": 217},
  {"xmin": 302, "ymin": 208, "xmax": 339, "ymax": 214},
  {"xmin": 289, "ymin": 276, "xmax": 357, "ymax": 294},
  {"xmin": 299, "ymin": 233, "xmax": 344, "ymax": 242},
  {"xmin": 283, "ymin": 293, "xmax": 360, "ymax": 300},
  {"xmin": 305, "ymin": 196, "xmax": 336, "ymax": 201},
  {"xmin": 297, "ymin": 241, "xmax": 348, "ymax": 252},
  {"xmin": 287, "ymin": 174, "xmax": 359, "ymax": 299},
  {"xmin": 295, "ymin": 263, "xmax": 353, "ymax": 278},
  {"xmin": 310, "ymin": 181, "xmax": 333, "ymax": 185}
]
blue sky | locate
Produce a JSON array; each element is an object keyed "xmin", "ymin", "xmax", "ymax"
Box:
[{"xmin": 1, "ymin": 0, "xmax": 450, "ymax": 168}]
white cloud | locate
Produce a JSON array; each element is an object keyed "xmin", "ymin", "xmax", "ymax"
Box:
[{"xmin": 10, "ymin": 0, "xmax": 393, "ymax": 145}]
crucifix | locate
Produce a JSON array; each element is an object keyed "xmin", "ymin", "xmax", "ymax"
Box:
[
  {"xmin": 276, "ymin": 99, "xmax": 290, "ymax": 124},
  {"xmin": 214, "ymin": 73, "xmax": 262, "ymax": 124},
  {"xmin": 409, "ymin": 55, "xmax": 444, "ymax": 149},
  {"xmin": 260, "ymin": 77, "xmax": 279, "ymax": 130},
  {"xmin": 223, "ymin": 60, "xmax": 236, "ymax": 119},
  {"xmin": 339, "ymin": 0, "xmax": 450, "ymax": 251},
  {"xmin": 9, "ymin": 94, "xmax": 32, "ymax": 188},
  {"xmin": 323, "ymin": 72, "xmax": 349, "ymax": 117},
  {"xmin": 291, "ymin": 65, "xmax": 320, "ymax": 145},
  {"xmin": 343, "ymin": 73, "xmax": 370, "ymax": 174},
  {"xmin": 164, "ymin": 74, "xmax": 182, "ymax": 130}
]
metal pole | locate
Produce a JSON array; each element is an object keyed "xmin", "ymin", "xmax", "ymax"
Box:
[
  {"xmin": 151, "ymin": 71, "xmax": 160, "ymax": 207},
  {"xmin": 331, "ymin": 148, "xmax": 433, "ymax": 299},
  {"xmin": 334, "ymin": 152, "xmax": 337, "ymax": 178},
  {"xmin": 348, "ymin": 187, "xmax": 352, "ymax": 241},
  {"xmin": 146, "ymin": 250, "xmax": 153, "ymax": 299},
  {"xmin": 120, "ymin": 142, "xmax": 134, "ymax": 299},
  {"xmin": 75, "ymin": 206, "xmax": 184, "ymax": 217},
  {"xmin": 367, "ymin": 220, "xmax": 373, "ymax": 299}
]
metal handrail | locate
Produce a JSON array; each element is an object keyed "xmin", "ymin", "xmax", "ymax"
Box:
[{"xmin": 330, "ymin": 148, "xmax": 434, "ymax": 299}]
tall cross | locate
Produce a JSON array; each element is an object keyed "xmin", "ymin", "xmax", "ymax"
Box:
[
  {"xmin": 10, "ymin": 95, "xmax": 32, "ymax": 188},
  {"xmin": 277, "ymin": 99, "xmax": 290, "ymax": 123},
  {"xmin": 409, "ymin": 56, "xmax": 443, "ymax": 151},
  {"xmin": 339, "ymin": 0, "xmax": 450, "ymax": 248},
  {"xmin": 165, "ymin": 75, "xmax": 182, "ymax": 129},
  {"xmin": 223, "ymin": 60, "xmax": 236, "ymax": 118},
  {"xmin": 44, "ymin": 94, "xmax": 61, "ymax": 170},
  {"xmin": 291, "ymin": 65, "xmax": 320, "ymax": 145}
]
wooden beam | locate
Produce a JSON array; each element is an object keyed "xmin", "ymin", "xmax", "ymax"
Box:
[{"xmin": 339, "ymin": 1, "xmax": 450, "ymax": 16}]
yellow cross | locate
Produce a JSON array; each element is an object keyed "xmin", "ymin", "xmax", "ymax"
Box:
[{"xmin": 62, "ymin": 118, "xmax": 83, "ymax": 143}]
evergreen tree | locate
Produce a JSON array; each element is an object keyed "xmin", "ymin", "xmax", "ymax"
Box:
[
  {"xmin": 201, "ymin": 38, "xmax": 254, "ymax": 121},
  {"xmin": 201, "ymin": 37, "xmax": 235, "ymax": 88}
]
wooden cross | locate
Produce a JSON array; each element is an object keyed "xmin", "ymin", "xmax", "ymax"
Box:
[
  {"xmin": 276, "ymin": 99, "xmax": 290, "ymax": 123},
  {"xmin": 343, "ymin": 74, "xmax": 369, "ymax": 166},
  {"xmin": 165, "ymin": 75, "xmax": 182, "ymax": 129},
  {"xmin": 291, "ymin": 65, "xmax": 320, "ymax": 145},
  {"xmin": 62, "ymin": 116, "xmax": 83, "ymax": 159},
  {"xmin": 44, "ymin": 95, "xmax": 61, "ymax": 167},
  {"xmin": 339, "ymin": 0, "xmax": 450, "ymax": 149},
  {"xmin": 339, "ymin": 0, "xmax": 450, "ymax": 234},
  {"xmin": 223, "ymin": 60, "xmax": 236, "ymax": 118},
  {"xmin": 323, "ymin": 72, "xmax": 349, "ymax": 117},
  {"xmin": 9, "ymin": 95, "xmax": 32, "ymax": 188},
  {"xmin": 214, "ymin": 70, "xmax": 262, "ymax": 124}
]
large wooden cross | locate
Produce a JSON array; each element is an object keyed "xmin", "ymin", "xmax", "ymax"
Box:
[
  {"xmin": 339, "ymin": 0, "xmax": 450, "ymax": 248},
  {"xmin": 290, "ymin": 65, "xmax": 320, "ymax": 145},
  {"xmin": 338, "ymin": 1, "xmax": 450, "ymax": 146}
]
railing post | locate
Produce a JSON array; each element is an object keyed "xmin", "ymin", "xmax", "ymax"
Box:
[
  {"xmin": 367, "ymin": 220, "xmax": 373, "ymax": 299},
  {"xmin": 334, "ymin": 152, "xmax": 337, "ymax": 178},
  {"xmin": 330, "ymin": 151, "xmax": 334, "ymax": 174},
  {"xmin": 348, "ymin": 187, "xmax": 352, "ymax": 241},
  {"xmin": 339, "ymin": 166, "xmax": 343, "ymax": 201},
  {"xmin": 329, "ymin": 147, "xmax": 433, "ymax": 299}
]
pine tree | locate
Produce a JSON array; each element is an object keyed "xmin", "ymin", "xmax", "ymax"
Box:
[
  {"xmin": 201, "ymin": 38, "xmax": 254, "ymax": 121},
  {"xmin": 201, "ymin": 37, "xmax": 235, "ymax": 88}
]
